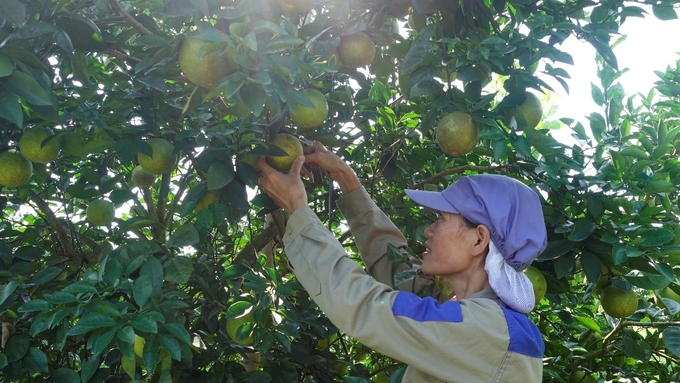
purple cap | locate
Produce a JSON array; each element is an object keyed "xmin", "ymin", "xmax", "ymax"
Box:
[{"xmin": 405, "ymin": 174, "xmax": 547, "ymax": 271}]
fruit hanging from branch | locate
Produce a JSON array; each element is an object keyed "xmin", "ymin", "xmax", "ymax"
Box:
[
  {"xmin": 137, "ymin": 138, "xmax": 178, "ymax": 175},
  {"xmin": 289, "ymin": 88, "xmax": 329, "ymax": 130},
  {"xmin": 338, "ymin": 32, "xmax": 376, "ymax": 68},
  {"xmin": 18, "ymin": 127, "xmax": 61, "ymax": 164},
  {"xmin": 435, "ymin": 111, "xmax": 479, "ymax": 156},
  {"xmin": 0, "ymin": 150, "xmax": 33, "ymax": 187},
  {"xmin": 178, "ymin": 32, "xmax": 237, "ymax": 90}
]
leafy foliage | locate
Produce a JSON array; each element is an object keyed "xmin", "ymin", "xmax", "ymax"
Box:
[{"xmin": 0, "ymin": 0, "xmax": 679, "ymax": 382}]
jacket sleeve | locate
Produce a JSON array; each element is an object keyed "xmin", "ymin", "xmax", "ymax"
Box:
[
  {"xmin": 336, "ymin": 187, "xmax": 434, "ymax": 295},
  {"xmin": 281, "ymin": 206, "xmax": 526, "ymax": 382}
]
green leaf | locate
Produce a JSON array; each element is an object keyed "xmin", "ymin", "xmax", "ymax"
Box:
[
  {"xmin": 130, "ymin": 312, "xmax": 158, "ymax": 333},
  {"xmin": 537, "ymin": 240, "xmax": 574, "ymax": 260},
  {"xmin": 0, "ymin": 89, "xmax": 23, "ymax": 127},
  {"xmin": 394, "ymin": 269, "xmax": 417, "ymax": 286},
  {"xmin": 121, "ymin": 355, "xmax": 136, "ymax": 379},
  {"xmin": 386, "ymin": 243, "xmax": 408, "ymax": 264},
  {"xmin": 644, "ymin": 180, "xmax": 675, "ymax": 194},
  {"xmin": 652, "ymin": 5, "xmax": 677, "ymax": 20},
  {"xmin": 1, "ymin": 70, "xmax": 55, "ymax": 106},
  {"xmin": 51, "ymin": 368, "xmax": 81, "ymax": 383},
  {"xmin": 207, "ymin": 161, "xmax": 234, "ymax": 191},
  {"xmin": 68, "ymin": 313, "xmax": 117, "ymax": 336},
  {"xmin": 133, "ymin": 275, "xmax": 153, "ymax": 308},
  {"xmin": 639, "ymin": 228, "xmax": 675, "ymax": 247},
  {"xmin": 0, "ymin": 0, "xmax": 26, "ymax": 26},
  {"xmin": 164, "ymin": 256, "xmax": 194, "ymax": 284},
  {"xmin": 5, "ymin": 334, "xmax": 29, "ymax": 362},
  {"xmin": 30, "ymin": 266, "xmax": 63, "ymax": 284},
  {"xmin": 143, "ymin": 335, "xmax": 161, "ymax": 375},
  {"xmin": 163, "ymin": 323, "xmax": 192, "ymax": 345},
  {"xmin": 612, "ymin": 244, "xmax": 642, "ymax": 265},
  {"xmin": 0, "ymin": 280, "xmax": 19, "ymax": 306},
  {"xmin": 627, "ymin": 273, "xmax": 671, "ymax": 290},
  {"xmin": 568, "ymin": 219, "xmax": 596, "ymax": 242},
  {"xmin": 663, "ymin": 327, "xmax": 680, "ymax": 357},
  {"xmin": 88, "ymin": 327, "xmax": 117, "ymax": 355},
  {"xmin": 0, "ymin": 54, "xmax": 12, "ymax": 77},
  {"xmin": 239, "ymin": 82, "xmax": 266, "ymax": 116},
  {"xmin": 118, "ymin": 326, "xmax": 136, "ymax": 344},
  {"xmin": 80, "ymin": 355, "xmax": 100, "ymax": 382},
  {"xmin": 575, "ymin": 316, "xmax": 601, "ymax": 332},
  {"xmin": 18, "ymin": 299, "xmax": 53, "ymax": 313},
  {"xmin": 167, "ymin": 224, "xmax": 200, "ymax": 248},
  {"xmin": 63, "ymin": 280, "xmax": 98, "ymax": 294},
  {"xmin": 159, "ymin": 332, "xmax": 182, "ymax": 360},
  {"xmin": 589, "ymin": 39, "xmax": 618, "ymax": 70}
]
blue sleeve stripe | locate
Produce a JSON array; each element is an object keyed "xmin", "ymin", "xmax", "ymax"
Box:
[
  {"xmin": 391, "ymin": 291, "xmax": 463, "ymax": 322},
  {"xmin": 501, "ymin": 306, "xmax": 545, "ymax": 358}
]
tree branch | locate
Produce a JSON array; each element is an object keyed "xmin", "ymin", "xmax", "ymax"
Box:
[
  {"xmin": 234, "ymin": 221, "xmax": 279, "ymax": 265},
  {"xmin": 109, "ymin": 0, "xmax": 152, "ymax": 36}
]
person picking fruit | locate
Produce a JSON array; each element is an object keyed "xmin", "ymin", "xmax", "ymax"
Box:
[{"xmin": 256, "ymin": 142, "xmax": 547, "ymax": 382}]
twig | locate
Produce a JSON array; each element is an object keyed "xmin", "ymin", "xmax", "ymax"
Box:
[
  {"xmin": 109, "ymin": 0, "xmax": 152, "ymax": 36},
  {"xmin": 29, "ymin": 191, "xmax": 77, "ymax": 258}
]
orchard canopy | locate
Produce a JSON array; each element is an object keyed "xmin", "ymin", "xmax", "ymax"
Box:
[{"xmin": 1, "ymin": 0, "xmax": 680, "ymax": 382}]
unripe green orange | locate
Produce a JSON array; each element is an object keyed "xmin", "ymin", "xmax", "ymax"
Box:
[
  {"xmin": 600, "ymin": 286, "xmax": 638, "ymax": 318},
  {"xmin": 524, "ymin": 266, "xmax": 547, "ymax": 303},
  {"xmin": 19, "ymin": 127, "xmax": 61, "ymax": 164},
  {"xmin": 338, "ymin": 32, "xmax": 376, "ymax": 68},
  {"xmin": 87, "ymin": 199, "xmax": 115, "ymax": 226},
  {"xmin": 131, "ymin": 165, "xmax": 156, "ymax": 188},
  {"xmin": 435, "ymin": 111, "xmax": 479, "ymax": 156},
  {"xmin": 138, "ymin": 138, "xmax": 178, "ymax": 175},
  {"xmin": 289, "ymin": 88, "xmax": 328, "ymax": 130},
  {"xmin": 0, "ymin": 150, "xmax": 33, "ymax": 187},
  {"xmin": 179, "ymin": 32, "xmax": 237, "ymax": 89}
]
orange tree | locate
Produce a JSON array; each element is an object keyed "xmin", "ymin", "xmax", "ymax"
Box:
[{"xmin": 0, "ymin": 0, "xmax": 679, "ymax": 382}]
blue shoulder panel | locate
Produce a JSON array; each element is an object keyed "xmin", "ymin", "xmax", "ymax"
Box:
[
  {"xmin": 500, "ymin": 306, "xmax": 545, "ymax": 358},
  {"xmin": 391, "ymin": 291, "xmax": 463, "ymax": 322}
]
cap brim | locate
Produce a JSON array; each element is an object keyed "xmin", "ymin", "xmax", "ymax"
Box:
[{"xmin": 405, "ymin": 189, "xmax": 460, "ymax": 214}]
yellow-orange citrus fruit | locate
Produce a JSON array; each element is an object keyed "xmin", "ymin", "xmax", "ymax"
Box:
[
  {"xmin": 505, "ymin": 92, "xmax": 543, "ymax": 129},
  {"xmin": 289, "ymin": 88, "xmax": 328, "ymax": 130},
  {"xmin": 138, "ymin": 138, "xmax": 178, "ymax": 175},
  {"xmin": 373, "ymin": 372, "xmax": 390, "ymax": 383},
  {"xmin": 19, "ymin": 127, "xmax": 61, "ymax": 164},
  {"xmin": 338, "ymin": 32, "xmax": 376, "ymax": 68},
  {"xmin": 332, "ymin": 363, "xmax": 349, "ymax": 376},
  {"xmin": 524, "ymin": 266, "xmax": 547, "ymax": 303},
  {"xmin": 600, "ymin": 286, "xmax": 638, "ymax": 318},
  {"xmin": 278, "ymin": 0, "xmax": 313, "ymax": 18},
  {"xmin": 131, "ymin": 165, "xmax": 156, "ymax": 188},
  {"xmin": 267, "ymin": 133, "xmax": 303, "ymax": 173},
  {"xmin": 435, "ymin": 111, "xmax": 479, "ymax": 156},
  {"xmin": 0, "ymin": 150, "xmax": 33, "ymax": 187},
  {"xmin": 179, "ymin": 32, "xmax": 237, "ymax": 89},
  {"xmin": 226, "ymin": 304, "xmax": 255, "ymax": 346},
  {"xmin": 87, "ymin": 199, "xmax": 115, "ymax": 226},
  {"xmin": 195, "ymin": 189, "xmax": 221, "ymax": 212},
  {"xmin": 569, "ymin": 369, "xmax": 596, "ymax": 383}
]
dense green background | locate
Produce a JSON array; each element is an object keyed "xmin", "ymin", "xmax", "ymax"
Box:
[{"xmin": 0, "ymin": 0, "xmax": 679, "ymax": 382}]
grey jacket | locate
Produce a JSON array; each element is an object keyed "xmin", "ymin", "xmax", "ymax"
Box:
[{"xmin": 282, "ymin": 187, "xmax": 543, "ymax": 382}]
